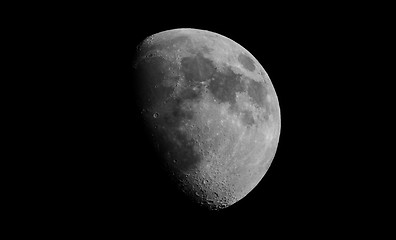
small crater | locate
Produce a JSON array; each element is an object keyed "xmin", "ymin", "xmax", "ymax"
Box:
[{"xmin": 153, "ymin": 112, "xmax": 159, "ymax": 118}]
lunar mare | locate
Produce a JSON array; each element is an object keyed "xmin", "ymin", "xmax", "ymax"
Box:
[{"xmin": 132, "ymin": 28, "xmax": 280, "ymax": 209}]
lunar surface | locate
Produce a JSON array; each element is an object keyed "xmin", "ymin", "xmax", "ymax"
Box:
[{"xmin": 132, "ymin": 28, "xmax": 280, "ymax": 210}]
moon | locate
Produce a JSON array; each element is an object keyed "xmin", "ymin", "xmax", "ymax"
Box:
[{"xmin": 132, "ymin": 28, "xmax": 281, "ymax": 210}]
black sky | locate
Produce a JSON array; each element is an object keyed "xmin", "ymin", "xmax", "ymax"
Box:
[{"xmin": 44, "ymin": 5, "xmax": 374, "ymax": 233}]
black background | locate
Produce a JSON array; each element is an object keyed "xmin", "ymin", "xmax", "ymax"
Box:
[{"xmin": 30, "ymin": 4, "xmax": 381, "ymax": 235}]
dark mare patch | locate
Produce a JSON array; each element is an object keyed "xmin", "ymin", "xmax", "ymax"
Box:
[
  {"xmin": 241, "ymin": 110, "xmax": 255, "ymax": 126},
  {"xmin": 160, "ymin": 97, "xmax": 194, "ymax": 129},
  {"xmin": 207, "ymin": 66, "xmax": 245, "ymax": 109},
  {"xmin": 200, "ymin": 45, "xmax": 211, "ymax": 54},
  {"xmin": 170, "ymin": 129, "xmax": 202, "ymax": 172},
  {"xmin": 181, "ymin": 53, "xmax": 247, "ymax": 110},
  {"xmin": 153, "ymin": 123, "xmax": 202, "ymax": 173},
  {"xmin": 247, "ymin": 79, "xmax": 267, "ymax": 107},
  {"xmin": 238, "ymin": 53, "xmax": 255, "ymax": 71},
  {"xmin": 178, "ymin": 87, "xmax": 201, "ymax": 101},
  {"xmin": 180, "ymin": 53, "xmax": 216, "ymax": 83}
]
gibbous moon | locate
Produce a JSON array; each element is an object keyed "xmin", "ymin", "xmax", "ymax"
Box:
[{"xmin": 132, "ymin": 28, "xmax": 280, "ymax": 210}]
